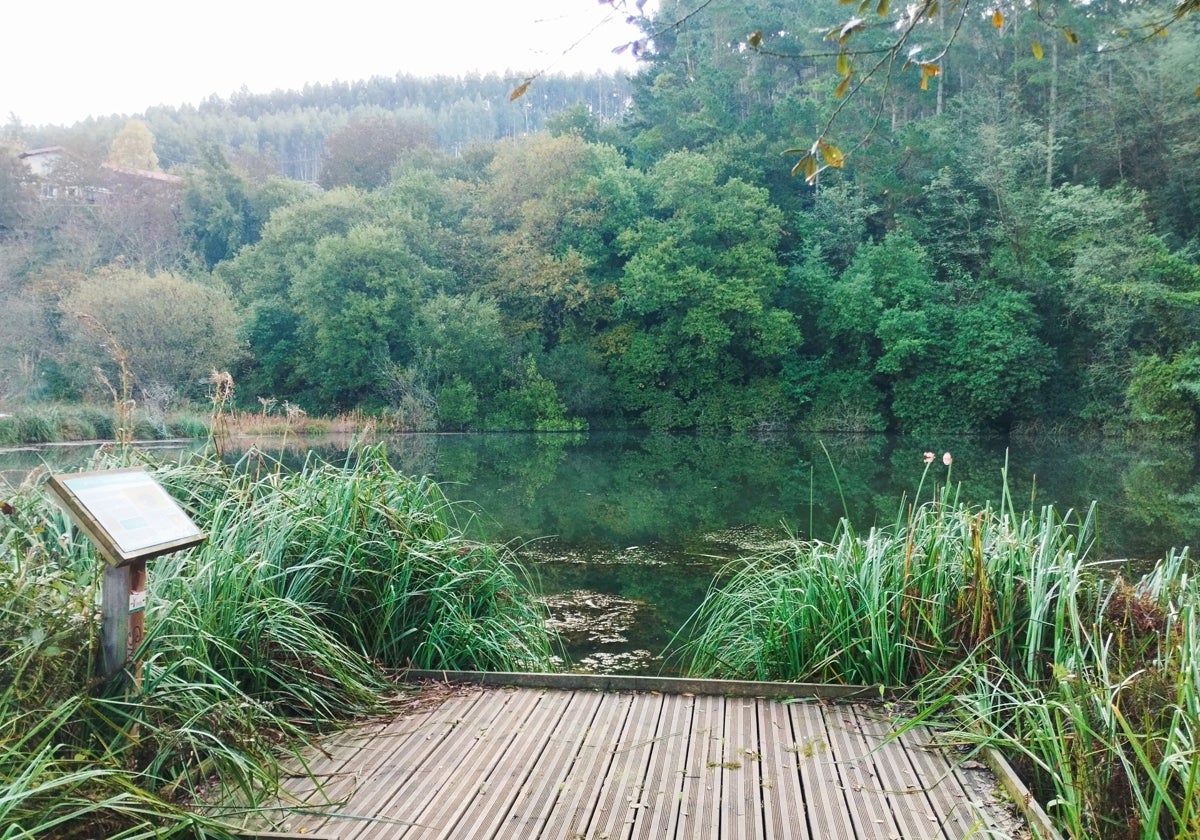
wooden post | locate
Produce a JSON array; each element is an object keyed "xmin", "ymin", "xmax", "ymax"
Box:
[
  {"xmin": 99, "ymin": 558, "xmax": 147, "ymax": 680},
  {"xmin": 100, "ymin": 563, "xmax": 130, "ymax": 679}
]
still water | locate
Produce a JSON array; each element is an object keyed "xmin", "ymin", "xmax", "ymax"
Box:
[{"xmin": 4, "ymin": 432, "xmax": 1199, "ymax": 673}]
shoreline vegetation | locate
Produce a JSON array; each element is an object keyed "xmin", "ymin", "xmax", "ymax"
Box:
[
  {"xmin": 0, "ymin": 402, "xmax": 388, "ymax": 447},
  {"xmin": 2, "ymin": 441, "xmax": 1197, "ymax": 838},
  {"xmin": 1, "ymin": 443, "xmax": 555, "ymax": 838},
  {"xmin": 672, "ymin": 466, "xmax": 1199, "ymax": 839}
]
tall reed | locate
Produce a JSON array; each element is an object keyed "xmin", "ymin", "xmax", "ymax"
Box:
[
  {"xmin": 673, "ymin": 476, "xmax": 1200, "ymax": 839},
  {"xmin": 1, "ymin": 442, "xmax": 555, "ymax": 837}
]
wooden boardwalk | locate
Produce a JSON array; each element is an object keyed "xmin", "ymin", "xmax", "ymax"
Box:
[{"xmin": 223, "ymin": 678, "xmax": 1038, "ymax": 840}]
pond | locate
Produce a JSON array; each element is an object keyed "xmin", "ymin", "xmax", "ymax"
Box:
[{"xmin": 4, "ymin": 432, "xmax": 1199, "ymax": 674}]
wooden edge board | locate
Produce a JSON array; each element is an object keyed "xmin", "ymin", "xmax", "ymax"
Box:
[
  {"xmin": 398, "ymin": 669, "xmax": 888, "ymax": 700},
  {"xmin": 982, "ymin": 746, "xmax": 1065, "ymax": 840},
  {"xmin": 225, "ymin": 831, "xmax": 341, "ymax": 840}
]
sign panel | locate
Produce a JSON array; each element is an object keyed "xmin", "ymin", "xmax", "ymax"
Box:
[{"xmin": 47, "ymin": 467, "xmax": 205, "ymax": 566}]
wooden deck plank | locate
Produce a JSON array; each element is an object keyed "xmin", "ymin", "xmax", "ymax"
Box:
[
  {"xmin": 895, "ymin": 723, "xmax": 1014, "ymax": 839},
  {"xmin": 585, "ymin": 691, "xmax": 667, "ymax": 839},
  {"xmin": 756, "ymin": 700, "xmax": 812, "ymax": 840},
  {"xmin": 332, "ymin": 688, "xmax": 505, "ymax": 840},
  {"xmin": 355, "ymin": 686, "xmax": 545, "ymax": 840},
  {"xmin": 788, "ymin": 701, "xmax": 858, "ymax": 839},
  {"xmin": 719, "ymin": 697, "xmax": 764, "ymax": 840},
  {"xmin": 405, "ymin": 687, "xmax": 571, "ymax": 840},
  {"xmin": 493, "ymin": 690, "xmax": 606, "ymax": 839},
  {"xmin": 850, "ymin": 705, "xmax": 947, "ymax": 839},
  {"xmin": 678, "ymin": 693, "xmax": 725, "ymax": 840},
  {"xmin": 223, "ymin": 681, "xmax": 1041, "ymax": 840},
  {"xmin": 291, "ymin": 693, "xmax": 483, "ymax": 837},
  {"xmin": 537, "ymin": 691, "xmax": 636, "ymax": 839},
  {"xmin": 822, "ymin": 703, "xmax": 905, "ymax": 838},
  {"xmin": 631, "ymin": 691, "xmax": 695, "ymax": 840},
  {"xmin": 430, "ymin": 688, "xmax": 574, "ymax": 839}
]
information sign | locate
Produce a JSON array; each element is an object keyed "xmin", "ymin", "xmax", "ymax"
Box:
[{"xmin": 47, "ymin": 467, "xmax": 204, "ymax": 567}]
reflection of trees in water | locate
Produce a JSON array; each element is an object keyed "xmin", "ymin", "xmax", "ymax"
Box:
[{"xmin": 7, "ymin": 432, "xmax": 1198, "ymax": 562}]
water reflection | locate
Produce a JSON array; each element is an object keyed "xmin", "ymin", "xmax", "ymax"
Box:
[{"xmin": 5, "ymin": 432, "xmax": 1198, "ymax": 674}]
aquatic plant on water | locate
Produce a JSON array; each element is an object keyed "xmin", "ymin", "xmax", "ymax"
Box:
[
  {"xmin": 673, "ymin": 460, "xmax": 1200, "ymax": 839},
  {"xmin": 0, "ymin": 443, "xmax": 554, "ymax": 837}
]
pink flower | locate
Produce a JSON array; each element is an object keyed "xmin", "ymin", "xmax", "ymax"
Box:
[
  {"xmin": 923, "ymin": 452, "xmax": 935, "ymax": 464},
  {"xmin": 942, "ymin": 452, "xmax": 953, "ymax": 466}
]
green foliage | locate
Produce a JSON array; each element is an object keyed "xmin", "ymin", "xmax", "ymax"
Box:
[
  {"xmin": 182, "ymin": 147, "xmax": 308, "ymax": 270},
  {"xmin": 487, "ymin": 357, "xmax": 583, "ymax": 432},
  {"xmin": 609, "ymin": 150, "xmax": 801, "ymax": 429},
  {"xmin": 814, "ymin": 232, "xmax": 1050, "ymax": 433},
  {"xmin": 436, "ymin": 375, "xmax": 479, "ymax": 431},
  {"xmin": 0, "ymin": 444, "xmax": 554, "ymax": 836},
  {"xmin": 318, "ymin": 115, "xmax": 435, "ymax": 190},
  {"xmin": 58, "ymin": 266, "xmax": 243, "ymax": 402},
  {"xmin": 673, "ymin": 476, "xmax": 1200, "ymax": 838},
  {"xmin": 1127, "ymin": 349, "xmax": 1200, "ymax": 438},
  {"xmin": 8, "ymin": 6, "xmax": 1199, "ymax": 436}
]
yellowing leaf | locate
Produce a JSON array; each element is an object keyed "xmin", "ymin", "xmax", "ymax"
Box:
[
  {"xmin": 837, "ymin": 51, "xmax": 850, "ymax": 76},
  {"xmin": 1032, "ymin": 40, "xmax": 1044, "ymax": 59},
  {"xmin": 1195, "ymin": 85, "xmax": 1200, "ymax": 96},
  {"xmin": 991, "ymin": 9, "xmax": 1004, "ymax": 28},
  {"xmin": 918, "ymin": 63, "xmax": 940, "ymax": 91},
  {"xmin": 790, "ymin": 152, "xmax": 812, "ymax": 177},
  {"xmin": 509, "ymin": 82, "xmax": 530, "ymax": 102},
  {"xmin": 748, "ymin": 30, "xmax": 763, "ymax": 48},
  {"xmin": 1063, "ymin": 27, "xmax": 1079, "ymax": 44},
  {"xmin": 819, "ymin": 140, "xmax": 846, "ymax": 168},
  {"xmin": 835, "ymin": 74, "xmax": 852, "ymax": 98},
  {"xmin": 925, "ymin": 0, "xmax": 939, "ymax": 18},
  {"xmin": 804, "ymin": 155, "xmax": 819, "ymax": 183},
  {"xmin": 877, "ymin": 0, "xmax": 891, "ymax": 16}
]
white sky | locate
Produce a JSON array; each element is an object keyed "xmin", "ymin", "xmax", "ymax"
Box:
[{"xmin": 3, "ymin": 0, "xmax": 648, "ymax": 127}]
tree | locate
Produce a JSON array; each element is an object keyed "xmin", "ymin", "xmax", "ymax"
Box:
[
  {"xmin": 58, "ymin": 267, "xmax": 242, "ymax": 401},
  {"xmin": 607, "ymin": 150, "xmax": 801, "ymax": 430},
  {"xmin": 811, "ymin": 231, "xmax": 1050, "ymax": 433},
  {"xmin": 107, "ymin": 120, "xmax": 160, "ymax": 172},
  {"xmin": 0, "ymin": 146, "xmax": 31, "ymax": 238},
  {"xmin": 287, "ymin": 222, "xmax": 448, "ymax": 411},
  {"xmin": 182, "ymin": 147, "xmax": 308, "ymax": 270},
  {"xmin": 319, "ymin": 115, "xmax": 435, "ymax": 190}
]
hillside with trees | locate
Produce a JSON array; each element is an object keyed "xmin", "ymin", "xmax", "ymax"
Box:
[{"xmin": 1, "ymin": 0, "xmax": 1197, "ymax": 437}]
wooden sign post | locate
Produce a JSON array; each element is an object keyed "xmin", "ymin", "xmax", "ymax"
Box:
[{"xmin": 47, "ymin": 468, "xmax": 205, "ymax": 679}]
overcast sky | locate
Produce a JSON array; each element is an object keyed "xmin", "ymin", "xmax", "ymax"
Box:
[{"xmin": 4, "ymin": 0, "xmax": 648, "ymax": 127}]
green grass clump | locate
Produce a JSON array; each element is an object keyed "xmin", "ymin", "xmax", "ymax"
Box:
[
  {"xmin": 1, "ymin": 442, "xmax": 555, "ymax": 837},
  {"xmin": 673, "ymin": 473, "xmax": 1199, "ymax": 839},
  {"xmin": 0, "ymin": 415, "xmax": 17, "ymax": 446},
  {"xmin": 15, "ymin": 408, "xmax": 59, "ymax": 443}
]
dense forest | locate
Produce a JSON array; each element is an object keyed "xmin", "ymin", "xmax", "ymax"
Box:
[{"xmin": 1, "ymin": 0, "xmax": 1197, "ymax": 437}]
